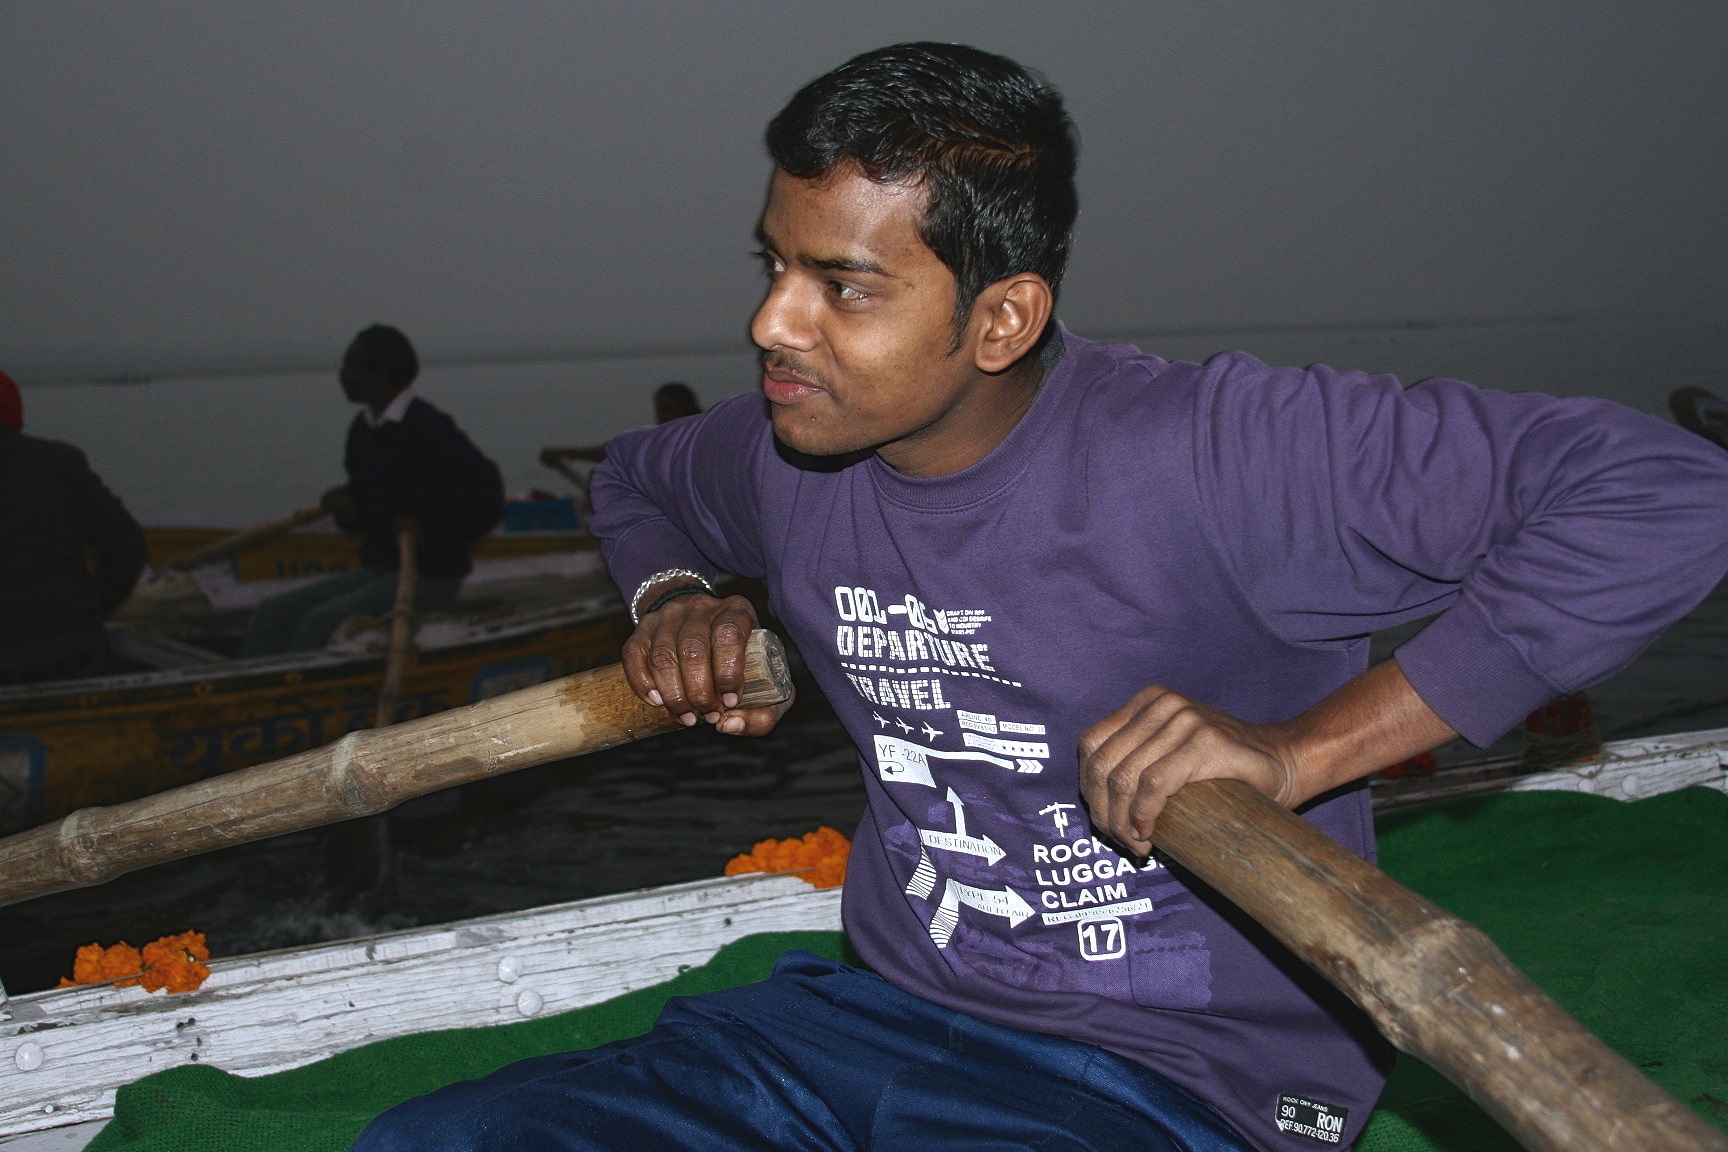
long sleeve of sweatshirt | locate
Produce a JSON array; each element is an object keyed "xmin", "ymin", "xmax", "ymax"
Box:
[{"xmin": 1189, "ymin": 354, "xmax": 1728, "ymax": 745}]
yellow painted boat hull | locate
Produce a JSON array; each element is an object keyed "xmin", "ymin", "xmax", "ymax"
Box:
[{"xmin": 0, "ymin": 606, "xmax": 632, "ymax": 835}]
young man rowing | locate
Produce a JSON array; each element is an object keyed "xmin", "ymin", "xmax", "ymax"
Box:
[{"xmin": 357, "ymin": 42, "xmax": 1728, "ymax": 1151}]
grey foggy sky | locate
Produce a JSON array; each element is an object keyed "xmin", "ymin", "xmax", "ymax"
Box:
[{"xmin": 1, "ymin": 1, "xmax": 1724, "ymax": 383}]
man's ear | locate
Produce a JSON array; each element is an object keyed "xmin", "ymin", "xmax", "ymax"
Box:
[{"xmin": 971, "ymin": 273, "xmax": 1055, "ymax": 375}]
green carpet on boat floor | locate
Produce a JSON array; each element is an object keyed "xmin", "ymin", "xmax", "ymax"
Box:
[{"xmin": 86, "ymin": 787, "xmax": 1728, "ymax": 1152}]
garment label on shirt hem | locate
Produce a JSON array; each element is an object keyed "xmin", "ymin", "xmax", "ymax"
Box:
[{"xmin": 1275, "ymin": 1094, "xmax": 1348, "ymax": 1144}]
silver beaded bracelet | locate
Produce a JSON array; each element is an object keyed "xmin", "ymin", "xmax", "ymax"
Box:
[{"xmin": 629, "ymin": 568, "xmax": 717, "ymax": 624}]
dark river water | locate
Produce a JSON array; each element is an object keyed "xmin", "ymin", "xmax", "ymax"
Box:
[{"xmin": 2, "ymin": 572, "xmax": 1723, "ymax": 996}]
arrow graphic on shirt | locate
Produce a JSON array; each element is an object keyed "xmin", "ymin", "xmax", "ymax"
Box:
[
  {"xmin": 874, "ymin": 734, "xmax": 1015, "ymax": 788},
  {"xmin": 906, "ymin": 847, "xmax": 938, "ymax": 900},
  {"xmin": 927, "ymin": 878, "xmax": 1035, "ymax": 948},
  {"xmin": 917, "ymin": 788, "xmax": 1005, "ymax": 864}
]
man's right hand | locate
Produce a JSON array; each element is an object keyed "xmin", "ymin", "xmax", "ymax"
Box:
[{"xmin": 620, "ymin": 590, "xmax": 793, "ymax": 736}]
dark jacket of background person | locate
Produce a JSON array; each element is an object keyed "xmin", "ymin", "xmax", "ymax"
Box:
[
  {"xmin": 0, "ymin": 427, "xmax": 147, "ymax": 649},
  {"xmin": 338, "ymin": 397, "xmax": 504, "ymax": 578}
]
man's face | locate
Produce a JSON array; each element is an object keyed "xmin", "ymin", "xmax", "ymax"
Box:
[{"xmin": 751, "ymin": 166, "xmax": 1003, "ymax": 477}]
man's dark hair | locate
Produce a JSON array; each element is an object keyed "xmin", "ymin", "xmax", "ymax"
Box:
[
  {"xmin": 766, "ymin": 42, "xmax": 1078, "ymax": 340},
  {"xmin": 353, "ymin": 324, "xmax": 420, "ymax": 389}
]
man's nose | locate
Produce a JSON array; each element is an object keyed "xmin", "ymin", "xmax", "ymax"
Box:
[{"xmin": 750, "ymin": 278, "xmax": 813, "ymax": 352}]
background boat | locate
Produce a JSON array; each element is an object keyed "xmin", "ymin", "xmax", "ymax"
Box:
[
  {"xmin": 140, "ymin": 513, "xmax": 587, "ymax": 585},
  {"xmin": 0, "ymin": 520, "xmax": 629, "ymax": 835}
]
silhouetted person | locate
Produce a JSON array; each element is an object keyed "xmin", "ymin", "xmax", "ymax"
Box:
[
  {"xmin": 650, "ymin": 382, "xmax": 701, "ymax": 425},
  {"xmin": 240, "ymin": 326, "xmax": 504, "ymax": 656},
  {"xmin": 540, "ymin": 381, "xmax": 702, "ymax": 467},
  {"xmin": 1670, "ymin": 386, "xmax": 1728, "ymax": 451},
  {"xmin": 0, "ymin": 370, "xmax": 146, "ymax": 685}
]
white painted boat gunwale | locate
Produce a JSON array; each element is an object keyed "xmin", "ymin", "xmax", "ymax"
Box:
[{"xmin": 2, "ymin": 873, "xmax": 842, "ymax": 1145}]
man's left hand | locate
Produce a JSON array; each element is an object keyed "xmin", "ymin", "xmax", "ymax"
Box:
[{"xmin": 1078, "ymin": 686, "xmax": 1299, "ymax": 857}]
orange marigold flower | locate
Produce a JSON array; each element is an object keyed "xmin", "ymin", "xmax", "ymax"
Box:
[
  {"xmin": 724, "ymin": 827, "xmax": 850, "ymax": 889},
  {"xmin": 57, "ymin": 941, "xmax": 144, "ymax": 988},
  {"xmin": 58, "ymin": 932, "xmax": 210, "ymax": 993},
  {"xmin": 138, "ymin": 931, "xmax": 211, "ymax": 993}
]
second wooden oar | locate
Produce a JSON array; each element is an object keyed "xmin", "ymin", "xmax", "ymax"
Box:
[
  {"xmin": 374, "ymin": 522, "xmax": 419, "ymax": 729},
  {"xmin": 0, "ymin": 629, "xmax": 792, "ymax": 908},
  {"xmin": 329, "ymin": 521, "xmax": 422, "ymax": 916},
  {"xmin": 160, "ymin": 504, "xmax": 329, "ymax": 574},
  {"xmin": 1154, "ymin": 778, "xmax": 1725, "ymax": 1152},
  {"xmin": 539, "ymin": 451, "xmax": 594, "ymax": 513}
]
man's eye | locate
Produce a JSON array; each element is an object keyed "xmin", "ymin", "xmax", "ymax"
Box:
[
  {"xmin": 831, "ymin": 282, "xmax": 867, "ymax": 302},
  {"xmin": 754, "ymin": 250, "xmax": 784, "ymax": 277}
]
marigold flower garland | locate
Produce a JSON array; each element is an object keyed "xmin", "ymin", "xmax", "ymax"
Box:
[
  {"xmin": 724, "ymin": 826, "xmax": 850, "ymax": 889},
  {"xmin": 58, "ymin": 931, "xmax": 211, "ymax": 994},
  {"xmin": 53, "ymin": 837, "xmax": 844, "ymax": 994}
]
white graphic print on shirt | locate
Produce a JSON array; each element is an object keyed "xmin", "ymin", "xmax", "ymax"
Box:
[{"xmin": 831, "ymin": 582, "xmax": 1173, "ymax": 969}]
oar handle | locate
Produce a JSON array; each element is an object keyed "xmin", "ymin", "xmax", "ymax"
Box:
[
  {"xmin": 162, "ymin": 504, "xmax": 329, "ymax": 573},
  {"xmin": 1153, "ymin": 779, "xmax": 1727, "ymax": 1152},
  {"xmin": 373, "ymin": 522, "xmax": 419, "ymax": 729},
  {"xmin": 0, "ymin": 630, "xmax": 793, "ymax": 908}
]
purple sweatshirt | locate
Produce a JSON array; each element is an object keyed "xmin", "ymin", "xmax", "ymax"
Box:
[{"xmin": 589, "ymin": 329, "xmax": 1728, "ymax": 1150}]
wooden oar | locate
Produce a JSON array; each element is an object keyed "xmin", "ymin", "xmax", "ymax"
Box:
[
  {"xmin": 327, "ymin": 522, "xmax": 420, "ymax": 916},
  {"xmin": 1153, "ymin": 779, "xmax": 1726, "ymax": 1152},
  {"xmin": 374, "ymin": 521, "xmax": 419, "ymax": 729},
  {"xmin": 539, "ymin": 451, "xmax": 593, "ymax": 512},
  {"xmin": 159, "ymin": 504, "xmax": 329, "ymax": 574},
  {"xmin": 541, "ymin": 455, "xmax": 587, "ymax": 490},
  {"xmin": 0, "ymin": 629, "xmax": 792, "ymax": 907}
]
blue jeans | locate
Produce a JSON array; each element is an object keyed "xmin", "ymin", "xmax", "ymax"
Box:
[
  {"xmin": 350, "ymin": 952, "xmax": 1251, "ymax": 1152},
  {"xmin": 239, "ymin": 568, "xmax": 462, "ymax": 656}
]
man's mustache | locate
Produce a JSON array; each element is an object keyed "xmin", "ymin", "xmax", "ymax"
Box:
[{"xmin": 761, "ymin": 351, "xmax": 832, "ymax": 391}]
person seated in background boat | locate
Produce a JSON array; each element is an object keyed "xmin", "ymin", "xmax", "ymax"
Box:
[
  {"xmin": 240, "ymin": 325, "xmax": 505, "ymax": 656},
  {"xmin": 0, "ymin": 369, "xmax": 147, "ymax": 685},
  {"xmin": 353, "ymin": 44, "xmax": 1728, "ymax": 1152},
  {"xmin": 537, "ymin": 381, "xmax": 702, "ymax": 467},
  {"xmin": 1669, "ymin": 386, "xmax": 1728, "ymax": 451}
]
